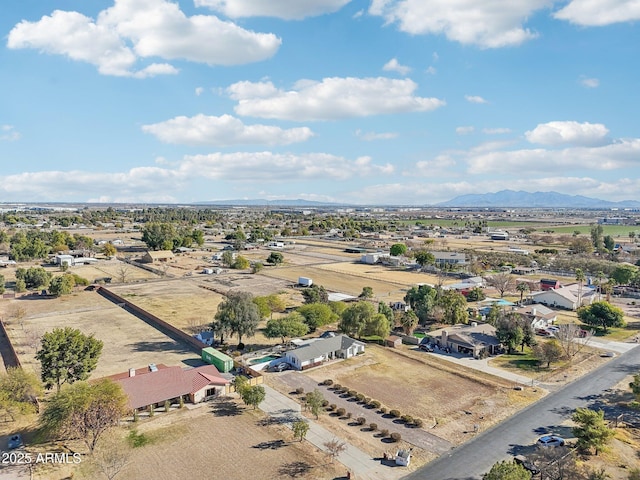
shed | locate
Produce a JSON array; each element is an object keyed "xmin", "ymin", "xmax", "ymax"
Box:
[
  {"xmin": 385, "ymin": 335, "xmax": 403, "ymax": 348},
  {"xmin": 141, "ymin": 250, "xmax": 175, "ymax": 264}
]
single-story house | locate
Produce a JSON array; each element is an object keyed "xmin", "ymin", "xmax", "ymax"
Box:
[
  {"xmin": 108, "ymin": 364, "xmax": 229, "ymax": 411},
  {"xmin": 140, "ymin": 250, "xmax": 175, "ymax": 264},
  {"xmin": 529, "ymin": 284, "xmax": 596, "ymax": 310},
  {"xmin": 54, "ymin": 254, "xmax": 75, "ymax": 267},
  {"xmin": 194, "ymin": 331, "xmax": 214, "ymax": 346},
  {"xmin": 432, "ymin": 251, "xmax": 466, "ymax": 267},
  {"xmin": 284, "ymin": 335, "xmax": 365, "ymax": 370},
  {"xmin": 426, "ymin": 323, "xmax": 501, "ymax": 357},
  {"xmin": 511, "ymin": 304, "xmax": 557, "ymax": 329}
]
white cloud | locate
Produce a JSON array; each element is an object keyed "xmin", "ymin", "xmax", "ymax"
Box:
[
  {"xmin": 525, "ymin": 121, "xmax": 609, "ymax": 146},
  {"xmin": 554, "ymin": 0, "xmax": 640, "ymax": 26},
  {"xmin": 1, "ymin": 125, "xmax": 21, "ymax": 142},
  {"xmin": 456, "ymin": 126, "xmax": 475, "ymax": 135},
  {"xmin": 227, "ymin": 77, "xmax": 445, "ymax": 121},
  {"xmin": 466, "ymin": 138, "xmax": 640, "ymax": 174},
  {"xmin": 425, "ymin": 66, "xmax": 437, "ymax": 75},
  {"xmin": 383, "ymin": 58, "xmax": 412, "ymax": 75},
  {"xmin": 580, "ymin": 76, "xmax": 600, "ymax": 88},
  {"xmin": 368, "ymin": 0, "xmax": 550, "ymax": 48},
  {"xmin": 194, "ymin": 0, "xmax": 351, "ymax": 20},
  {"xmin": 482, "ymin": 127, "xmax": 511, "ymax": 134},
  {"xmin": 355, "ymin": 129, "xmax": 399, "ymax": 141},
  {"xmin": 465, "ymin": 95, "xmax": 488, "ymax": 104},
  {"xmin": 7, "ymin": 0, "xmax": 281, "ymax": 77},
  {"xmin": 142, "ymin": 114, "xmax": 314, "ymax": 146},
  {"xmin": 195, "ymin": 87, "xmax": 205, "ymax": 96}
]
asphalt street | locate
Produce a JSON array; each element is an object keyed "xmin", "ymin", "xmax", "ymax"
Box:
[{"xmin": 404, "ymin": 343, "xmax": 640, "ymax": 480}]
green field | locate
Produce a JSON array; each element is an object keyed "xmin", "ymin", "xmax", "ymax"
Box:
[
  {"xmin": 395, "ymin": 219, "xmax": 553, "ymax": 228},
  {"xmin": 538, "ymin": 225, "xmax": 640, "ymax": 237}
]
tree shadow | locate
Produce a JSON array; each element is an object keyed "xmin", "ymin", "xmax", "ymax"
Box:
[
  {"xmin": 253, "ymin": 439, "xmax": 288, "ymax": 450},
  {"xmin": 278, "ymin": 461, "xmax": 312, "ymax": 478},
  {"xmin": 210, "ymin": 399, "xmax": 243, "ymax": 417},
  {"xmin": 127, "ymin": 340, "xmax": 192, "ymax": 354}
]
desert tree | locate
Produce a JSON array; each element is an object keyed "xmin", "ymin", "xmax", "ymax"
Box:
[
  {"xmin": 36, "ymin": 327, "xmax": 103, "ymax": 392},
  {"xmin": 482, "ymin": 460, "xmax": 530, "ymax": 480},
  {"xmin": 533, "ymin": 339, "xmax": 564, "ymax": 368},
  {"xmin": 213, "ymin": 291, "xmax": 261, "ymax": 346},
  {"xmin": 305, "ymin": 389, "xmax": 325, "ymax": 420},
  {"xmin": 40, "ymin": 379, "xmax": 128, "ymax": 453},
  {"xmin": 266, "ymin": 251, "xmax": 284, "ymax": 266},
  {"xmin": 486, "ymin": 272, "xmax": 515, "ymax": 298},
  {"xmin": 240, "ymin": 385, "xmax": 266, "ymax": 410},
  {"xmin": 389, "ymin": 243, "xmax": 407, "ymax": 256},
  {"xmin": 323, "ymin": 438, "xmax": 347, "ymax": 463},
  {"xmin": 555, "ymin": 323, "xmax": 592, "ymax": 358},
  {"xmin": 292, "ymin": 420, "xmax": 310, "ymax": 442},
  {"xmin": 264, "ymin": 314, "xmax": 309, "ymax": 344},
  {"xmin": 577, "ymin": 301, "xmax": 625, "ymax": 334},
  {"xmin": 0, "ymin": 367, "xmax": 43, "ymax": 419},
  {"xmin": 358, "ymin": 286, "xmax": 374, "ymax": 299}
]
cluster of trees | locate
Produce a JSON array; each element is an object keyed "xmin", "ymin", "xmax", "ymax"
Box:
[
  {"xmin": 403, "ymin": 284, "xmax": 468, "ymax": 325},
  {"xmin": 7, "ymin": 229, "xmax": 94, "ymax": 261},
  {"xmin": 232, "ymin": 375, "xmax": 266, "ymax": 410},
  {"xmin": 577, "ymin": 301, "xmax": 625, "ymax": 334},
  {"xmin": 141, "ymin": 222, "xmax": 204, "ymax": 251},
  {"xmin": 211, "ymin": 291, "xmax": 261, "ymax": 347}
]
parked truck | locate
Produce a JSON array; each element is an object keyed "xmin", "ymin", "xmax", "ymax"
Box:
[{"xmin": 298, "ymin": 276, "xmax": 313, "ymax": 287}]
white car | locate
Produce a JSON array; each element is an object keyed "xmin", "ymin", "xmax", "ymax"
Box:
[{"xmin": 537, "ymin": 435, "xmax": 565, "ymax": 447}]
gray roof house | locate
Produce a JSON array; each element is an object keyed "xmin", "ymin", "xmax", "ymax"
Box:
[
  {"xmin": 284, "ymin": 335, "xmax": 365, "ymax": 370},
  {"xmin": 427, "ymin": 323, "xmax": 501, "ymax": 357}
]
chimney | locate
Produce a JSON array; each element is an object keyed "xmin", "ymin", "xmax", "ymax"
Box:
[
  {"xmin": 129, "ymin": 368, "xmax": 135, "ymax": 377},
  {"xmin": 532, "ymin": 307, "xmax": 537, "ymax": 316},
  {"xmin": 441, "ymin": 330, "xmax": 448, "ymax": 345}
]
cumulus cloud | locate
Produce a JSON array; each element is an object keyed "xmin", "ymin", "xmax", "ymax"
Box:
[
  {"xmin": 383, "ymin": 58, "xmax": 411, "ymax": 75},
  {"xmin": 465, "ymin": 95, "xmax": 488, "ymax": 104},
  {"xmin": 525, "ymin": 121, "xmax": 609, "ymax": 146},
  {"xmin": 7, "ymin": 0, "xmax": 281, "ymax": 77},
  {"xmin": 368, "ymin": 0, "xmax": 550, "ymax": 48},
  {"xmin": 227, "ymin": 77, "xmax": 445, "ymax": 121},
  {"xmin": 195, "ymin": 87, "xmax": 205, "ymax": 96},
  {"xmin": 1, "ymin": 125, "xmax": 21, "ymax": 142},
  {"xmin": 355, "ymin": 130, "xmax": 399, "ymax": 141},
  {"xmin": 142, "ymin": 114, "xmax": 314, "ymax": 146},
  {"xmin": 194, "ymin": 0, "xmax": 351, "ymax": 20},
  {"xmin": 554, "ymin": 0, "xmax": 640, "ymax": 26},
  {"xmin": 580, "ymin": 76, "xmax": 600, "ymax": 88},
  {"xmin": 456, "ymin": 126, "xmax": 475, "ymax": 135}
]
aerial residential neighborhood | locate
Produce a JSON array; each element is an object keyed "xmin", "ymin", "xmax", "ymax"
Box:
[{"xmin": 0, "ymin": 204, "xmax": 639, "ymax": 480}]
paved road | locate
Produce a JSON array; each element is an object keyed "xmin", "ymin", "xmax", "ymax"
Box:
[{"xmin": 403, "ymin": 343, "xmax": 640, "ymax": 480}]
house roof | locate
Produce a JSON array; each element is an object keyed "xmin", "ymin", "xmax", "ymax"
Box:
[
  {"xmin": 144, "ymin": 250, "xmax": 174, "ymax": 259},
  {"xmin": 428, "ymin": 323, "xmax": 500, "ymax": 348},
  {"xmin": 287, "ymin": 335, "xmax": 364, "ymax": 363},
  {"xmin": 112, "ymin": 364, "xmax": 229, "ymax": 410},
  {"xmin": 513, "ymin": 303, "xmax": 556, "ymax": 319},
  {"xmin": 530, "ymin": 284, "xmax": 596, "ymax": 304}
]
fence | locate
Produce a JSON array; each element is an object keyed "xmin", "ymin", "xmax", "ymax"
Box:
[
  {"xmin": 95, "ymin": 286, "xmax": 206, "ymax": 353},
  {"xmin": 0, "ymin": 319, "xmax": 21, "ymax": 368}
]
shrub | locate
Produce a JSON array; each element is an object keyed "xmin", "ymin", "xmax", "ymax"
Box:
[
  {"xmin": 345, "ymin": 412, "xmax": 352, "ymax": 419},
  {"xmin": 364, "ymin": 397, "xmax": 371, "ymax": 404},
  {"xmin": 295, "ymin": 387, "xmax": 304, "ymax": 395},
  {"xmin": 333, "ymin": 383, "xmax": 342, "ymax": 390},
  {"xmin": 413, "ymin": 418, "xmax": 424, "ymax": 428},
  {"xmin": 127, "ymin": 429, "xmax": 151, "ymax": 448},
  {"xmin": 322, "ymin": 400, "xmax": 329, "ymax": 407},
  {"xmin": 380, "ymin": 429, "xmax": 389, "ymax": 437},
  {"xmin": 389, "ymin": 409, "xmax": 401, "ymax": 418},
  {"xmin": 380, "ymin": 407, "xmax": 387, "ymax": 414},
  {"xmin": 401, "ymin": 415, "xmax": 413, "ymax": 424},
  {"xmin": 324, "ymin": 379, "xmax": 333, "ymax": 386},
  {"xmin": 356, "ymin": 417, "xmax": 366, "ymax": 425},
  {"xmin": 341, "ymin": 386, "xmax": 349, "ymax": 393},
  {"xmin": 328, "ymin": 404, "xmax": 337, "ymax": 411},
  {"xmin": 348, "ymin": 390, "xmax": 357, "ymax": 397},
  {"xmin": 356, "ymin": 393, "xmax": 365, "ymax": 402},
  {"xmin": 370, "ymin": 400, "xmax": 381, "ymax": 408},
  {"xmin": 336, "ymin": 408, "xmax": 346, "ymax": 417},
  {"xmin": 390, "ymin": 432, "xmax": 402, "ymax": 442},
  {"xmin": 369, "ymin": 423, "xmax": 377, "ymax": 431}
]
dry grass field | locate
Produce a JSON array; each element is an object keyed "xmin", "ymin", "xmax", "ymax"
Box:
[
  {"xmin": 300, "ymin": 345, "xmax": 545, "ymax": 446},
  {"xmin": 0, "ymin": 290, "xmax": 201, "ymax": 378}
]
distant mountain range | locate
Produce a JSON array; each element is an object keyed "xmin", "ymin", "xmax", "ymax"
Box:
[{"xmin": 438, "ymin": 190, "xmax": 640, "ymax": 208}]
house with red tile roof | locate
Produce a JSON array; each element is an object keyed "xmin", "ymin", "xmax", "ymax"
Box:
[{"xmin": 107, "ymin": 364, "xmax": 229, "ymax": 411}]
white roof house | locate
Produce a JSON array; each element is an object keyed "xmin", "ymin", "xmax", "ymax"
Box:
[
  {"xmin": 512, "ymin": 304, "xmax": 558, "ymax": 329},
  {"xmin": 529, "ymin": 284, "xmax": 596, "ymax": 311},
  {"xmin": 284, "ymin": 335, "xmax": 364, "ymax": 370}
]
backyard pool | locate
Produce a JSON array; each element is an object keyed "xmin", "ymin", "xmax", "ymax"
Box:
[{"xmin": 248, "ymin": 355, "xmax": 280, "ymax": 365}]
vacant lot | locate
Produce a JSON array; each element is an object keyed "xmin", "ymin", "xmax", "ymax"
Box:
[
  {"xmin": 0, "ymin": 290, "xmax": 200, "ymax": 377},
  {"xmin": 278, "ymin": 345, "xmax": 544, "ymax": 447}
]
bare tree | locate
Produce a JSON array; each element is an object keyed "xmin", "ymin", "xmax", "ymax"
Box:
[
  {"xmin": 323, "ymin": 438, "xmax": 346, "ymax": 463},
  {"xmin": 555, "ymin": 323, "xmax": 593, "ymax": 359},
  {"xmin": 24, "ymin": 329, "xmax": 42, "ymax": 353},
  {"xmin": 90, "ymin": 431, "xmax": 132, "ymax": 480},
  {"xmin": 115, "ymin": 264, "xmax": 131, "ymax": 284},
  {"xmin": 485, "ymin": 273, "xmax": 515, "ymax": 298},
  {"xmin": 186, "ymin": 318, "xmax": 207, "ymax": 335},
  {"xmin": 529, "ymin": 445, "xmax": 581, "ymax": 480}
]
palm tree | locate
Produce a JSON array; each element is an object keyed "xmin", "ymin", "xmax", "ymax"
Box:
[
  {"xmin": 594, "ymin": 271, "xmax": 605, "ymax": 301},
  {"xmin": 516, "ymin": 282, "xmax": 529, "ymax": 304},
  {"xmin": 575, "ymin": 268, "xmax": 586, "ymax": 307}
]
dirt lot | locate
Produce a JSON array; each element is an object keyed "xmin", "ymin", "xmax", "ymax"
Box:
[
  {"xmin": 271, "ymin": 345, "xmax": 545, "ymax": 453},
  {"xmin": 0, "ymin": 290, "xmax": 201, "ymax": 378}
]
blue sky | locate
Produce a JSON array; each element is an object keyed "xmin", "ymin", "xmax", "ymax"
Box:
[{"xmin": 1, "ymin": 0, "xmax": 639, "ymax": 205}]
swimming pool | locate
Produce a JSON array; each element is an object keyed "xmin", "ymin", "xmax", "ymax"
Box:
[{"xmin": 248, "ymin": 355, "xmax": 280, "ymax": 365}]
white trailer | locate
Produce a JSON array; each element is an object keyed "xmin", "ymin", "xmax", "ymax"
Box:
[{"xmin": 298, "ymin": 277, "xmax": 313, "ymax": 287}]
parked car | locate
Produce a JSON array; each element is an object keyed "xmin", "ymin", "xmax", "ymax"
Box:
[
  {"xmin": 419, "ymin": 344, "xmax": 434, "ymax": 352},
  {"xmin": 274, "ymin": 362, "xmax": 290, "ymax": 372},
  {"xmin": 600, "ymin": 351, "xmax": 615, "ymax": 358},
  {"xmin": 7, "ymin": 434, "xmax": 23, "ymax": 450},
  {"xmin": 514, "ymin": 455, "xmax": 540, "ymax": 475},
  {"xmin": 537, "ymin": 435, "xmax": 565, "ymax": 447}
]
